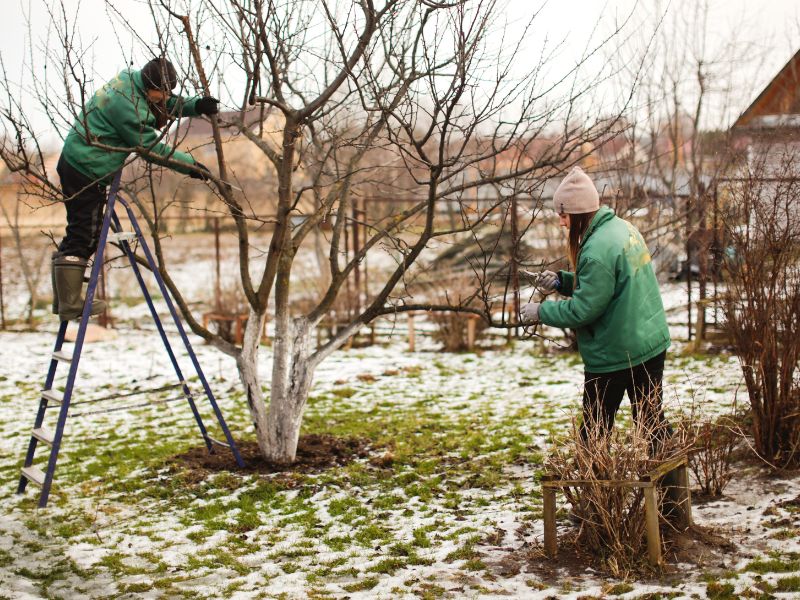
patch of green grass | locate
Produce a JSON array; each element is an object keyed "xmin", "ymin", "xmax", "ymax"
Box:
[
  {"xmin": 744, "ymin": 556, "xmax": 800, "ymax": 574},
  {"xmin": 368, "ymin": 557, "xmax": 407, "ymax": 574},
  {"xmin": 342, "ymin": 576, "xmax": 379, "ymax": 592},
  {"xmin": 119, "ymin": 582, "xmax": 153, "ymax": 593},
  {"xmin": 445, "ymin": 534, "xmax": 482, "ymax": 562},
  {"xmin": 775, "ymin": 575, "xmax": 800, "ymax": 592},
  {"xmin": 354, "ymin": 523, "xmax": 391, "ymax": 546},
  {"xmin": 371, "ymin": 493, "xmax": 404, "ymax": 510},
  {"xmin": 412, "ymin": 527, "xmax": 433, "ymax": 548},
  {"xmin": 706, "ymin": 581, "xmax": 737, "ymax": 600},
  {"xmin": 331, "ymin": 387, "xmax": 358, "ymax": 399},
  {"xmin": 463, "ymin": 558, "xmax": 486, "ymax": 571},
  {"xmin": 605, "ymin": 582, "xmax": 634, "ymax": 595},
  {"xmin": 323, "ymin": 536, "xmax": 350, "ymax": 553},
  {"xmin": 768, "ymin": 528, "xmax": 798, "ymax": 540},
  {"xmin": 415, "ymin": 581, "xmax": 447, "ymax": 599},
  {"xmin": 281, "ymin": 562, "xmax": 301, "ymax": 574}
]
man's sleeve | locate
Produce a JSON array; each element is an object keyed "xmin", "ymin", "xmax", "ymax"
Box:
[
  {"xmin": 539, "ymin": 258, "xmax": 615, "ymax": 329},
  {"xmin": 166, "ymin": 95, "xmax": 202, "ymax": 118},
  {"xmin": 107, "ymin": 98, "xmax": 196, "ymax": 174}
]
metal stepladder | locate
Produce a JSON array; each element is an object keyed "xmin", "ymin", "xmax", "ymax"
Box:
[{"xmin": 17, "ymin": 172, "xmax": 245, "ymax": 508}]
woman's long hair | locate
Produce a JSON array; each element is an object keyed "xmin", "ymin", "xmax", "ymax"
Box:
[{"xmin": 567, "ymin": 211, "xmax": 598, "ymax": 277}]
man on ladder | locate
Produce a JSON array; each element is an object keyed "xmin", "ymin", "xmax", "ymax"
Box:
[
  {"xmin": 19, "ymin": 58, "xmax": 243, "ymax": 508},
  {"xmin": 52, "ymin": 57, "xmax": 218, "ymax": 320}
]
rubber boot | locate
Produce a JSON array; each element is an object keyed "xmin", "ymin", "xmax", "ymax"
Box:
[
  {"xmin": 53, "ymin": 256, "xmax": 106, "ymax": 321},
  {"xmin": 50, "ymin": 253, "xmax": 59, "ymax": 315}
]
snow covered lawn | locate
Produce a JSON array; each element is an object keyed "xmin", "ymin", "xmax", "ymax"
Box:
[{"xmin": 0, "ymin": 299, "xmax": 798, "ymax": 598}]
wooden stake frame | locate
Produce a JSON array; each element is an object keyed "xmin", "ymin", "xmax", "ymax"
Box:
[{"xmin": 541, "ymin": 455, "xmax": 693, "ymax": 566}]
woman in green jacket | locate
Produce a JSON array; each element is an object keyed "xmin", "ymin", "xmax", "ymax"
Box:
[
  {"xmin": 521, "ymin": 166, "xmax": 672, "ymax": 450},
  {"xmin": 52, "ymin": 57, "xmax": 217, "ymax": 321}
]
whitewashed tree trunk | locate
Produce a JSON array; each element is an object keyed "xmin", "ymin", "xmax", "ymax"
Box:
[
  {"xmin": 235, "ymin": 307, "xmax": 271, "ymax": 458},
  {"xmin": 265, "ymin": 315, "xmax": 315, "ymax": 463}
]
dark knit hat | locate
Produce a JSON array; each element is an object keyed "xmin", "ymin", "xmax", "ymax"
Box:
[{"xmin": 141, "ymin": 58, "xmax": 178, "ymax": 91}]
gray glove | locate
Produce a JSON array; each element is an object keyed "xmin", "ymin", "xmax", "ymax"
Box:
[
  {"xmin": 537, "ymin": 270, "xmax": 560, "ymax": 292},
  {"xmin": 520, "ymin": 302, "xmax": 541, "ymax": 324}
]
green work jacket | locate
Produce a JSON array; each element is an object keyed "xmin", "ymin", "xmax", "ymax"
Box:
[
  {"xmin": 62, "ymin": 69, "xmax": 202, "ymax": 184},
  {"xmin": 538, "ymin": 206, "xmax": 670, "ymax": 373}
]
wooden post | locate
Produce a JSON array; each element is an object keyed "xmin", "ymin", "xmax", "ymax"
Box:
[
  {"xmin": 407, "ymin": 312, "xmax": 416, "ymax": 352},
  {"xmin": 698, "ymin": 184, "xmax": 708, "ymax": 341},
  {"xmin": 352, "ymin": 200, "xmax": 362, "ymax": 315},
  {"xmin": 686, "ymin": 195, "xmax": 693, "ymax": 342},
  {"xmin": 214, "ymin": 217, "xmax": 222, "ymax": 312},
  {"xmin": 97, "ymin": 258, "xmax": 111, "ymax": 328},
  {"xmin": 543, "ymin": 486, "xmax": 557, "ymax": 558},
  {"xmin": 466, "ymin": 316, "xmax": 476, "ymax": 350},
  {"xmin": 0, "ymin": 225, "xmax": 5, "ymax": 329},
  {"xmin": 362, "ymin": 202, "xmax": 369, "ymax": 312},
  {"xmin": 510, "ymin": 195, "xmax": 520, "ymax": 338},
  {"xmin": 235, "ymin": 314, "xmax": 245, "ymax": 345},
  {"xmin": 643, "ymin": 483, "xmax": 662, "ymax": 566},
  {"xmin": 675, "ymin": 463, "xmax": 693, "ymax": 529}
]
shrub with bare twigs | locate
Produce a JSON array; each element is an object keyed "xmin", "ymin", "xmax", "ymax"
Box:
[
  {"xmin": 545, "ymin": 394, "xmax": 690, "ymax": 575},
  {"xmin": 425, "ymin": 274, "xmax": 487, "ymax": 351},
  {"xmin": 718, "ymin": 151, "xmax": 800, "ymax": 468},
  {"xmin": 675, "ymin": 397, "xmax": 742, "ymax": 497}
]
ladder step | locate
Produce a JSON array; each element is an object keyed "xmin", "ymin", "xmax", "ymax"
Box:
[
  {"xmin": 21, "ymin": 466, "xmax": 45, "ymax": 487},
  {"xmin": 208, "ymin": 436, "xmax": 231, "ymax": 448},
  {"xmin": 52, "ymin": 351, "xmax": 72, "ymax": 363},
  {"xmin": 42, "ymin": 389, "xmax": 62, "ymax": 405},
  {"xmin": 108, "ymin": 231, "xmax": 138, "ymax": 243},
  {"xmin": 32, "ymin": 427, "xmax": 55, "ymax": 446}
]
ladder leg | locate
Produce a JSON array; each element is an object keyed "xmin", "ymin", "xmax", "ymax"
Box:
[
  {"xmin": 117, "ymin": 201, "xmax": 245, "ymax": 468},
  {"xmin": 39, "ymin": 172, "xmax": 123, "ymax": 507},
  {"xmin": 110, "ymin": 212, "xmax": 214, "ymax": 453},
  {"xmin": 17, "ymin": 320, "xmax": 69, "ymax": 495}
]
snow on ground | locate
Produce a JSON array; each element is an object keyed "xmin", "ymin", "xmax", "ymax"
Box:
[{"xmin": 0, "ymin": 258, "xmax": 797, "ymax": 599}]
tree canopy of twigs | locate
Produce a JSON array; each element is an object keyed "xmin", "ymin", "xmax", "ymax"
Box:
[{"xmin": 1, "ymin": 0, "xmax": 643, "ymax": 462}]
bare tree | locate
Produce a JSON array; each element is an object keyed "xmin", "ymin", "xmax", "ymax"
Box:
[
  {"xmin": 1, "ymin": 0, "xmax": 640, "ymax": 463},
  {"xmin": 0, "ymin": 183, "xmax": 51, "ymax": 326},
  {"xmin": 622, "ymin": 0, "xmax": 761, "ymax": 339}
]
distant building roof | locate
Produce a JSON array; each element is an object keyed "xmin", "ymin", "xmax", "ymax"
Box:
[{"xmin": 733, "ymin": 48, "xmax": 800, "ymax": 131}]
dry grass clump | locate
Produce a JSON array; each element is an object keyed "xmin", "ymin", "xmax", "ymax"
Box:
[{"xmin": 545, "ymin": 398, "xmax": 690, "ymax": 575}]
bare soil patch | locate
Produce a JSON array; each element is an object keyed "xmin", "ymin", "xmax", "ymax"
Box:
[
  {"xmin": 170, "ymin": 434, "xmax": 372, "ymax": 480},
  {"xmin": 485, "ymin": 523, "xmax": 735, "ymax": 584}
]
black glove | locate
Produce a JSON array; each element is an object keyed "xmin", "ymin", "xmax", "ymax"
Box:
[
  {"xmin": 195, "ymin": 96, "xmax": 219, "ymax": 116},
  {"xmin": 189, "ymin": 161, "xmax": 212, "ymax": 181}
]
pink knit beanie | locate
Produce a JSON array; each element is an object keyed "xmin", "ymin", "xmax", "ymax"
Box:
[{"xmin": 552, "ymin": 166, "xmax": 600, "ymax": 214}]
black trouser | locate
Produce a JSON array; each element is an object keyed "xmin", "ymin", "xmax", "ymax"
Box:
[
  {"xmin": 581, "ymin": 350, "xmax": 672, "ymax": 454},
  {"xmin": 56, "ymin": 155, "xmax": 108, "ymax": 260}
]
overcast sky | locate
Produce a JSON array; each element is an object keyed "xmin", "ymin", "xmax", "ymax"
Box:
[{"xmin": 1, "ymin": 0, "xmax": 798, "ymax": 148}]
